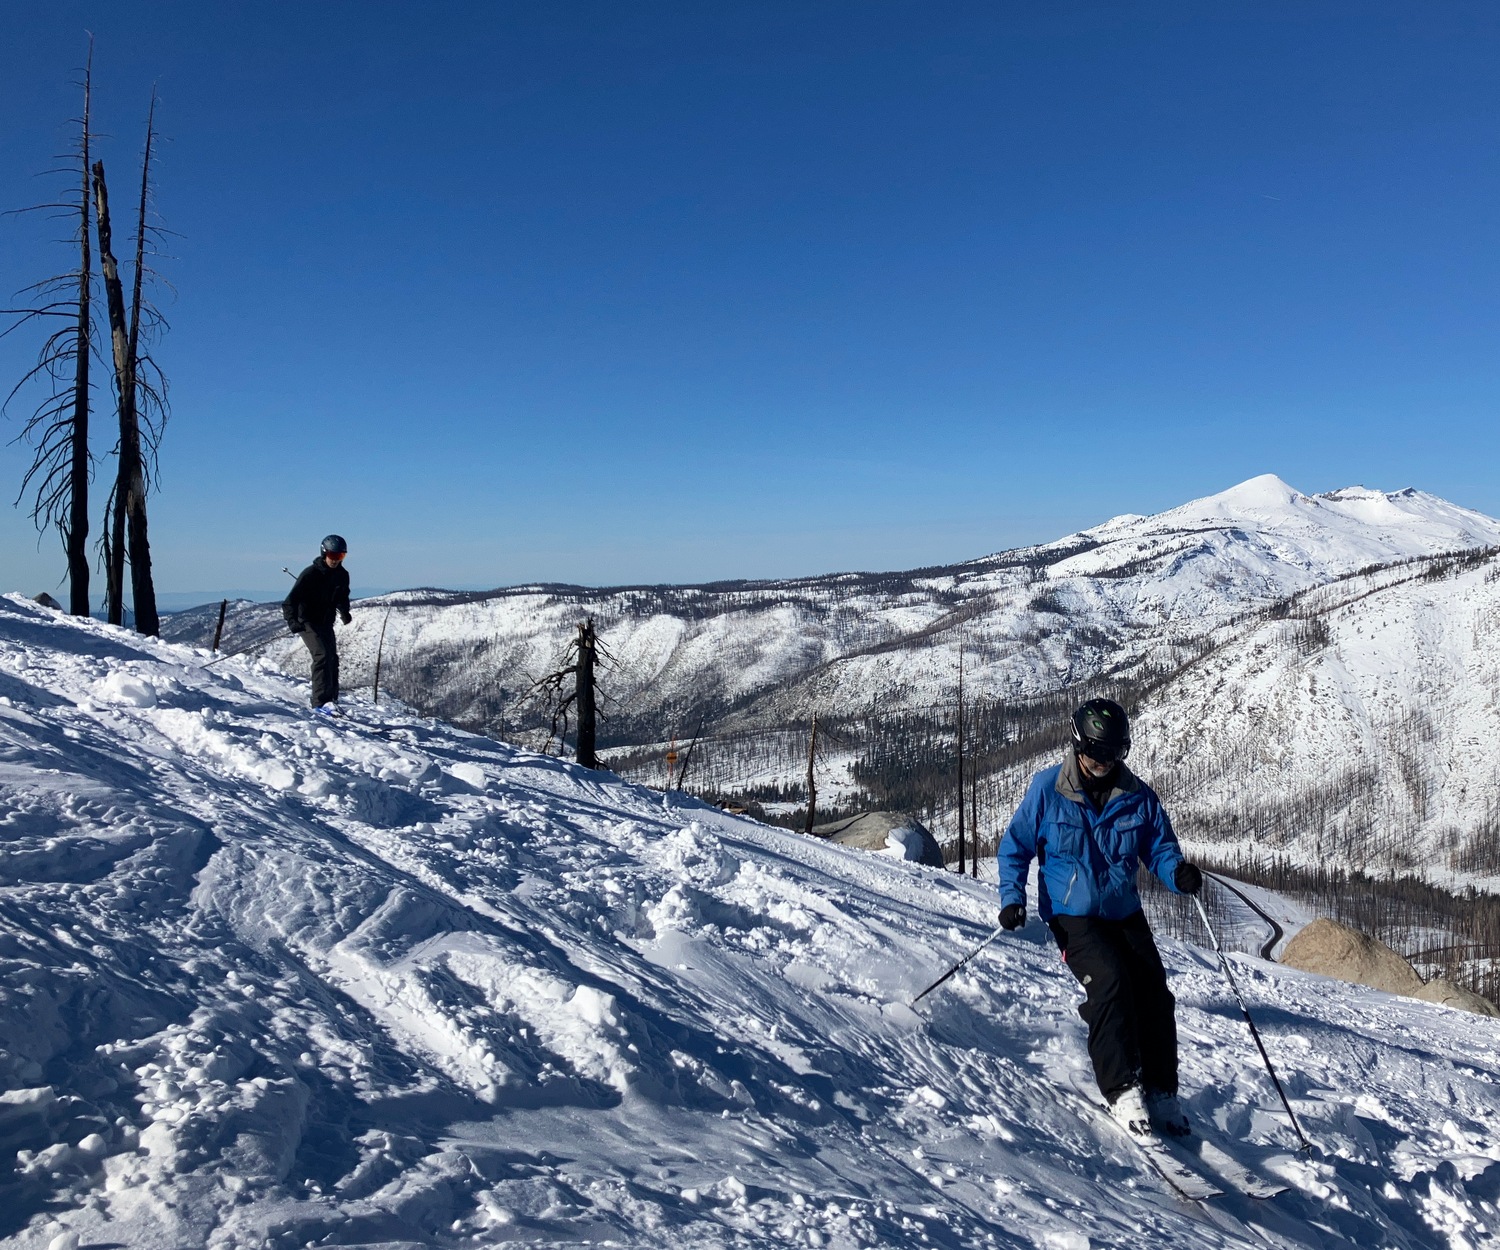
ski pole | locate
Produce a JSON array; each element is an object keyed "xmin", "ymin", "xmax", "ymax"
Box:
[
  {"xmin": 201, "ymin": 635, "xmax": 280, "ymax": 670},
  {"xmin": 911, "ymin": 922, "xmax": 1005, "ymax": 1007},
  {"xmin": 1193, "ymin": 892, "xmax": 1313, "ymax": 1152},
  {"xmin": 372, "ymin": 605, "xmax": 393, "ymax": 705},
  {"xmin": 203, "ymin": 566, "xmax": 300, "ymax": 669}
]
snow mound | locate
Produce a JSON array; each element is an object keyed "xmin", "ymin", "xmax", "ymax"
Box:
[
  {"xmin": 94, "ymin": 669, "xmax": 158, "ymax": 707},
  {"xmin": 3, "ymin": 595, "xmax": 1498, "ymax": 1249}
]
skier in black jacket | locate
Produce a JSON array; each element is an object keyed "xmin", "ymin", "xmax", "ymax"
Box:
[{"xmin": 282, "ymin": 535, "xmax": 352, "ymax": 710}]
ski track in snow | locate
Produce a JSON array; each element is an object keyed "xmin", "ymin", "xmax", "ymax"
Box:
[{"xmin": 1, "ymin": 596, "xmax": 1498, "ymax": 1249}]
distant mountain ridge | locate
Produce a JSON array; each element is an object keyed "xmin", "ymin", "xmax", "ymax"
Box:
[{"xmin": 163, "ymin": 475, "xmax": 1500, "ymax": 885}]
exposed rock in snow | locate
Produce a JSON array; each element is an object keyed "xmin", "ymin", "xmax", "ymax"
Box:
[
  {"xmin": 1279, "ymin": 917, "xmax": 1499, "ymax": 1016},
  {"xmin": 1280, "ymin": 917, "xmax": 1427, "ymax": 996},
  {"xmin": 812, "ymin": 811, "xmax": 944, "ymax": 867},
  {"xmin": 1413, "ymin": 978, "xmax": 1500, "ymax": 1017}
]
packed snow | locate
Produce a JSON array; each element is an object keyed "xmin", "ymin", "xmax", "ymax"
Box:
[{"xmin": 5, "ymin": 596, "xmax": 1500, "ymax": 1248}]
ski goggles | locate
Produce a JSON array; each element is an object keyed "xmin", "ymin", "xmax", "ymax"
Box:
[{"xmin": 1077, "ymin": 738, "xmax": 1129, "ymax": 764}]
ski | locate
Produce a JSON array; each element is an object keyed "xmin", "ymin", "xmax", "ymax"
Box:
[
  {"xmin": 309, "ymin": 705, "xmax": 396, "ymax": 736},
  {"xmin": 1053, "ymin": 1070, "xmax": 1290, "ymax": 1202},
  {"xmin": 1107, "ymin": 1108, "xmax": 1288, "ymax": 1200},
  {"xmin": 1172, "ymin": 1134, "xmax": 1288, "ymax": 1200},
  {"xmin": 1130, "ymin": 1133, "xmax": 1225, "ymax": 1202},
  {"xmin": 1057, "ymin": 1065, "xmax": 1288, "ymax": 1201},
  {"xmin": 1055, "ymin": 1078, "xmax": 1223, "ymax": 1202}
]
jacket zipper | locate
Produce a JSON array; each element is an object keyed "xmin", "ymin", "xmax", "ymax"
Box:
[{"xmin": 1064, "ymin": 802, "xmax": 1092, "ymax": 908}]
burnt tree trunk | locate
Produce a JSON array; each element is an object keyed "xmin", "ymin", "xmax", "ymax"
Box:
[
  {"xmin": 956, "ymin": 646, "xmax": 966, "ymax": 874},
  {"xmin": 804, "ymin": 713, "xmax": 818, "ymax": 834},
  {"xmin": 675, "ymin": 714, "xmax": 707, "ymax": 792},
  {"xmin": 211, "ymin": 599, "xmax": 228, "ymax": 652},
  {"xmin": 373, "ymin": 607, "xmax": 392, "ymax": 704},
  {"xmin": 105, "ymin": 479, "xmax": 125, "ymax": 626},
  {"xmin": 66, "ymin": 50, "xmax": 93, "ymax": 617},
  {"xmin": 122, "ymin": 98, "xmax": 158, "ymax": 635},
  {"xmin": 92, "ymin": 145, "xmax": 158, "ymax": 635},
  {"xmin": 575, "ymin": 619, "xmax": 598, "ymax": 768},
  {"xmin": 94, "ymin": 160, "xmax": 130, "ymax": 626},
  {"xmin": 970, "ymin": 759, "xmax": 979, "ymax": 878}
]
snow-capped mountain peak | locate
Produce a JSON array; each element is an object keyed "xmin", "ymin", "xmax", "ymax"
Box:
[
  {"xmin": 1121, "ymin": 473, "xmax": 1498, "ymax": 547},
  {"xmin": 1169, "ymin": 471, "xmax": 1305, "ymax": 520},
  {"xmin": 1047, "ymin": 475, "xmax": 1500, "ymax": 584}
]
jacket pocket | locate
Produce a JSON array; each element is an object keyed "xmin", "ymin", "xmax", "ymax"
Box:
[
  {"xmin": 1102, "ymin": 856, "xmax": 1139, "ymax": 906},
  {"xmin": 1042, "ymin": 813, "xmax": 1087, "ymax": 858},
  {"xmin": 1098, "ymin": 808, "xmax": 1144, "ymax": 858}
]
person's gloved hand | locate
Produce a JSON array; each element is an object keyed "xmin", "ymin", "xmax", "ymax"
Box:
[
  {"xmin": 288, "ymin": 620, "xmax": 306, "ymax": 635},
  {"xmin": 340, "ymin": 611, "xmax": 352, "ymax": 625},
  {"xmin": 1174, "ymin": 862, "xmax": 1203, "ymax": 895},
  {"xmin": 999, "ymin": 903, "xmax": 1027, "ymax": 930}
]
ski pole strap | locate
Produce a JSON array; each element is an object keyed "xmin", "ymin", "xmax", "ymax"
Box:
[
  {"xmin": 1193, "ymin": 893, "xmax": 1314, "ymax": 1153},
  {"xmin": 911, "ymin": 923, "xmax": 1005, "ymax": 1007}
]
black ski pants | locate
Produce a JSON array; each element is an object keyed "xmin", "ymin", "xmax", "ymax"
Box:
[
  {"xmin": 1049, "ymin": 910, "xmax": 1178, "ymax": 1101},
  {"xmin": 299, "ymin": 623, "xmax": 339, "ymax": 707}
]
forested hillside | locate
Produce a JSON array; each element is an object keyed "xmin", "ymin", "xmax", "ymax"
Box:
[{"xmin": 163, "ymin": 476, "xmax": 1500, "ymax": 893}]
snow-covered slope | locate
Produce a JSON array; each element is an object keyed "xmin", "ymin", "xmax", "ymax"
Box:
[
  {"xmin": 5, "ymin": 597, "xmax": 1500, "ymax": 1248},
  {"xmin": 1128, "ymin": 544, "xmax": 1500, "ymax": 883}
]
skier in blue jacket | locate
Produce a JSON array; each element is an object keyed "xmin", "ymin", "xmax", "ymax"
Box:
[{"xmin": 997, "ymin": 699, "xmax": 1203, "ymax": 1139}]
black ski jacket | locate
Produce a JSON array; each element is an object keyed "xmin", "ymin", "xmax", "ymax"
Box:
[{"xmin": 282, "ymin": 558, "xmax": 350, "ymax": 632}]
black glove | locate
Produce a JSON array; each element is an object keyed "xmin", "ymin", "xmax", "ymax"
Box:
[
  {"xmin": 340, "ymin": 611, "xmax": 352, "ymax": 625},
  {"xmin": 999, "ymin": 903, "xmax": 1027, "ymax": 931},
  {"xmin": 288, "ymin": 620, "xmax": 306, "ymax": 635},
  {"xmin": 1174, "ymin": 862, "xmax": 1203, "ymax": 895}
]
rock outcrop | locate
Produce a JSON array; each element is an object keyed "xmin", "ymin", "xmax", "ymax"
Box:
[
  {"xmin": 1413, "ymin": 978, "xmax": 1500, "ymax": 1018},
  {"xmin": 812, "ymin": 812, "xmax": 945, "ymax": 868},
  {"xmin": 1281, "ymin": 917, "xmax": 1498, "ymax": 1017},
  {"xmin": 1281, "ymin": 918, "xmax": 1425, "ymax": 996}
]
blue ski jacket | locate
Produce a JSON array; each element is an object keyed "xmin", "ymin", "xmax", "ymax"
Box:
[{"xmin": 997, "ymin": 753, "xmax": 1188, "ymax": 922}]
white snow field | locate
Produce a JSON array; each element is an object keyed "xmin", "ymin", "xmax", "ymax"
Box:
[{"xmin": 3, "ymin": 595, "xmax": 1499, "ymax": 1250}]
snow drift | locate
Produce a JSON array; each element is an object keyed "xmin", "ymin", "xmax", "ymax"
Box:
[{"xmin": 3, "ymin": 596, "xmax": 1499, "ymax": 1248}]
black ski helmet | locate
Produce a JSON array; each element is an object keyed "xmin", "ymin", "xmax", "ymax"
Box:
[
  {"xmin": 320, "ymin": 534, "xmax": 348, "ymax": 555},
  {"xmin": 1071, "ymin": 698, "xmax": 1130, "ymax": 763}
]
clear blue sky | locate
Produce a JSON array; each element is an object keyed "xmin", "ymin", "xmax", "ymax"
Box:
[{"xmin": 3, "ymin": 2, "xmax": 1498, "ymax": 605}]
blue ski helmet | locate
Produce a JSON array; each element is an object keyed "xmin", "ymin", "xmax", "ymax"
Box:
[{"xmin": 320, "ymin": 534, "xmax": 348, "ymax": 555}]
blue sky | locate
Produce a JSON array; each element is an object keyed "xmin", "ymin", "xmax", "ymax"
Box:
[{"xmin": 3, "ymin": 2, "xmax": 1499, "ymax": 604}]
